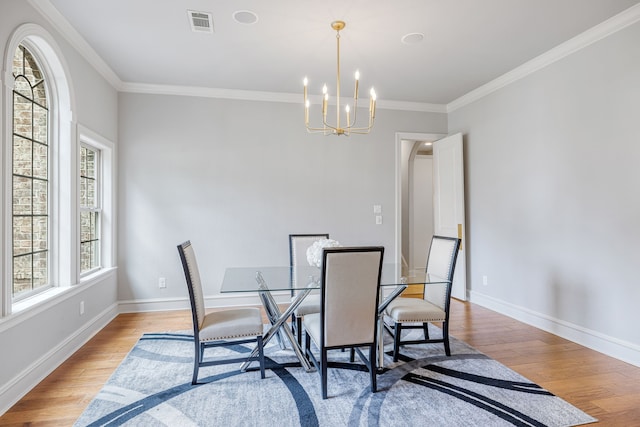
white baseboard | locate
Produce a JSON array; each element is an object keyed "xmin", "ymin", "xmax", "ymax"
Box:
[
  {"xmin": 0, "ymin": 303, "xmax": 118, "ymax": 416},
  {"xmin": 469, "ymin": 290, "xmax": 640, "ymax": 368},
  {"xmin": 117, "ymin": 291, "xmax": 293, "ymax": 313}
]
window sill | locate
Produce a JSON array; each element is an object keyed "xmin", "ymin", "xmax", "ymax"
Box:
[
  {"xmin": 0, "ymin": 267, "xmax": 117, "ymax": 332},
  {"xmin": 12, "ymin": 287, "xmax": 71, "ymax": 314}
]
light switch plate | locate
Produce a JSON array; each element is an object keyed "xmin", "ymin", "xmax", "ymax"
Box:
[{"xmin": 373, "ymin": 205, "xmax": 382, "ymax": 214}]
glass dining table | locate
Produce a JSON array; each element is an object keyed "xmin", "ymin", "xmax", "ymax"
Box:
[{"xmin": 221, "ymin": 264, "xmax": 450, "ymax": 372}]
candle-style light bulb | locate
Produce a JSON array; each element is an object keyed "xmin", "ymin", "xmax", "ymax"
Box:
[
  {"xmin": 322, "ymin": 93, "xmax": 328, "ymax": 118},
  {"xmin": 305, "ymin": 99, "xmax": 310, "ymax": 124},
  {"xmin": 370, "ymin": 88, "xmax": 377, "ymax": 119},
  {"xmin": 355, "ymin": 70, "xmax": 360, "ymax": 80},
  {"xmin": 354, "ymin": 70, "xmax": 360, "ymax": 100},
  {"xmin": 322, "ymin": 84, "xmax": 328, "ymax": 95},
  {"xmin": 303, "ymin": 77, "xmax": 308, "ymax": 104},
  {"xmin": 345, "ymin": 104, "xmax": 351, "ymax": 126}
]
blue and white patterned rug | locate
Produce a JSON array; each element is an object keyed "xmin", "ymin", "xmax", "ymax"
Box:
[{"xmin": 74, "ymin": 327, "xmax": 596, "ymax": 426}]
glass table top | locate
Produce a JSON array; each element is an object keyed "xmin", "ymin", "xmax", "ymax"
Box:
[{"xmin": 221, "ymin": 264, "xmax": 449, "ymax": 293}]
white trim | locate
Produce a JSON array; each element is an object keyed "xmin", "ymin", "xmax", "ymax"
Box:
[
  {"xmin": 2, "ymin": 23, "xmax": 77, "ymax": 311},
  {"xmin": 1, "ymin": 72, "xmax": 6, "ymax": 317},
  {"xmin": 118, "ymin": 291, "xmax": 292, "ymax": 314},
  {"xmin": 379, "ymin": 99, "xmax": 446, "ymax": 113},
  {"xmin": 447, "ymin": 3, "xmax": 640, "ymax": 112},
  {"xmin": 27, "ymin": 0, "xmax": 123, "ymax": 90},
  {"xmin": 394, "ymin": 132, "xmax": 446, "ymax": 269},
  {"xmin": 470, "ymin": 290, "xmax": 640, "ymax": 368},
  {"xmin": 26, "ymin": 1, "xmax": 640, "ymax": 112},
  {"xmin": 0, "ymin": 267, "xmax": 116, "ymax": 333},
  {"xmin": 77, "ymin": 125, "xmax": 116, "ymax": 271},
  {"xmin": 120, "ymin": 82, "xmax": 446, "ymax": 112},
  {"xmin": 0, "ymin": 302, "xmax": 118, "ymax": 415}
]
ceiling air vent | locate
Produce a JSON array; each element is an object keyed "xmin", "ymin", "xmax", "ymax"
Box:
[{"xmin": 188, "ymin": 10, "xmax": 213, "ymax": 33}]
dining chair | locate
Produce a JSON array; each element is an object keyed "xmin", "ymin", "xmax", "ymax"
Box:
[
  {"xmin": 177, "ymin": 240, "xmax": 266, "ymax": 384},
  {"xmin": 303, "ymin": 246, "xmax": 384, "ymax": 399},
  {"xmin": 289, "ymin": 233, "xmax": 329, "ymax": 345},
  {"xmin": 383, "ymin": 235, "xmax": 460, "ymax": 360}
]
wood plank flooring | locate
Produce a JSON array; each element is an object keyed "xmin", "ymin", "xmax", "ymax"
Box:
[{"xmin": 1, "ymin": 300, "xmax": 639, "ymax": 426}]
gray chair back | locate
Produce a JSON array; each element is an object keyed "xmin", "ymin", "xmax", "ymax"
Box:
[
  {"xmin": 424, "ymin": 236, "xmax": 460, "ymax": 308},
  {"xmin": 321, "ymin": 247, "xmax": 383, "ymax": 347},
  {"xmin": 178, "ymin": 241, "xmax": 205, "ymax": 331}
]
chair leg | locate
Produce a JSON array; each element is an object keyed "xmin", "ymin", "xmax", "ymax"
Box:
[
  {"xmin": 393, "ymin": 322, "xmax": 402, "ymax": 362},
  {"xmin": 422, "ymin": 322, "xmax": 430, "ymax": 339},
  {"xmin": 321, "ymin": 348, "xmax": 328, "ymax": 400},
  {"xmin": 349, "ymin": 347, "xmax": 355, "ymax": 362},
  {"xmin": 443, "ymin": 321, "xmax": 451, "ymax": 356},
  {"xmin": 297, "ymin": 316, "xmax": 303, "ymax": 346},
  {"xmin": 257, "ymin": 336, "xmax": 266, "ymax": 379},
  {"xmin": 192, "ymin": 341, "xmax": 202, "ymax": 385},
  {"xmin": 369, "ymin": 344, "xmax": 377, "ymax": 393}
]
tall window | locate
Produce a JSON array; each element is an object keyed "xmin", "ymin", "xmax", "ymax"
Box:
[
  {"xmin": 80, "ymin": 145, "xmax": 101, "ymax": 274},
  {"xmin": 12, "ymin": 44, "xmax": 49, "ymax": 300}
]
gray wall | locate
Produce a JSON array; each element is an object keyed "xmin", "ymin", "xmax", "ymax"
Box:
[
  {"xmin": 449, "ymin": 21, "xmax": 640, "ymax": 355},
  {"xmin": 0, "ymin": 0, "xmax": 118, "ymax": 411},
  {"xmin": 117, "ymin": 93, "xmax": 446, "ymax": 303}
]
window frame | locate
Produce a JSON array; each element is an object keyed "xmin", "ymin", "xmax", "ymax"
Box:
[
  {"xmin": 77, "ymin": 126, "xmax": 115, "ymax": 284},
  {"xmin": 10, "ymin": 44, "xmax": 52, "ymax": 302},
  {"xmin": 2, "ymin": 23, "xmax": 76, "ymax": 316},
  {"xmin": 79, "ymin": 143, "xmax": 102, "ymax": 276}
]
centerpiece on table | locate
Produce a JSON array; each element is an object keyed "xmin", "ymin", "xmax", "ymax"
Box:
[{"xmin": 306, "ymin": 239, "xmax": 342, "ymax": 267}]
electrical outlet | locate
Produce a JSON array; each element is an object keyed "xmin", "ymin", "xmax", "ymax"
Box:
[
  {"xmin": 80, "ymin": 301, "xmax": 85, "ymax": 315},
  {"xmin": 482, "ymin": 275, "xmax": 488, "ymax": 286},
  {"xmin": 375, "ymin": 215, "xmax": 383, "ymax": 225},
  {"xmin": 159, "ymin": 277, "xmax": 166, "ymax": 288}
]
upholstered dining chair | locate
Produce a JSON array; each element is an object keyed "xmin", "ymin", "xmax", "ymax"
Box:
[
  {"xmin": 289, "ymin": 233, "xmax": 329, "ymax": 345},
  {"xmin": 303, "ymin": 246, "xmax": 384, "ymax": 399},
  {"xmin": 384, "ymin": 235, "xmax": 460, "ymax": 361},
  {"xmin": 177, "ymin": 240, "xmax": 265, "ymax": 384}
]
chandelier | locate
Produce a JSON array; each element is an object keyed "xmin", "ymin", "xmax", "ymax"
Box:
[{"xmin": 303, "ymin": 21, "xmax": 376, "ymax": 136}]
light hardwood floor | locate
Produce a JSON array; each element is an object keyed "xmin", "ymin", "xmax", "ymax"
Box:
[{"xmin": 1, "ymin": 300, "xmax": 639, "ymax": 426}]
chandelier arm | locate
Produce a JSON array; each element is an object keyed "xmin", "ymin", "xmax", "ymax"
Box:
[
  {"xmin": 349, "ymin": 98, "xmax": 360, "ymax": 128},
  {"xmin": 344, "ymin": 123, "xmax": 374, "ymax": 132},
  {"xmin": 308, "ymin": 121, "xmax": 338, "ymax": 133},
  {"xmin": 306, "ymin": 127, "xmax": 337, "ymax": 135},
  {"xmin": 344, "ymin": 128, "xmax": 372, "ymax": 135}
]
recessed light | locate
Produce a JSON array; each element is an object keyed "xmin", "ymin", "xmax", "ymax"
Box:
[
  {"xmin": 401, "ymin": 32, "xmax": 425, "ymax": 45},
  {"xmin": 233, "ymin": 10, "xmax": 259, "ymax": 25}
]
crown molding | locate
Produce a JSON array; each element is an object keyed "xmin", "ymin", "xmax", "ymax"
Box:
[
  {"xmin": 28, "ymin": 0, "xmax": 639, "ymax": 114},
  {"xmin": 447, "ymin": 3, "xmax": 640, "ymax": 113},
  {"xmin": 28, "ymin": 0, "xmax": 123, "ymax": 90},
  {"xmin": 121, "ymin": 82, "xmax": 447, "ymax": 113},
  {"xmin": 121, "ymin": 82, "xmax": 300, "ymax": 103}
]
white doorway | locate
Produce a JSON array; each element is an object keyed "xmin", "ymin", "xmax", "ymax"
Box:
[
  {"xmin": 395, "ymin": 132, "xmax": 467, "ymax": 300},
  {"xmin": 411, "ymin": 153, "xmax": 433, "ymax": 270}
]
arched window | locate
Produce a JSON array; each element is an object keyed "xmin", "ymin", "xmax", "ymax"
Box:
[{"xmin": 12, "ymin": 44, "xmax": 50, "ymax": 300}]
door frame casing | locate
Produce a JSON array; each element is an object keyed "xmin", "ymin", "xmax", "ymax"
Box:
[{"xmin": 394, "ymin": 132, "xmax": 446, "ymax": 268}]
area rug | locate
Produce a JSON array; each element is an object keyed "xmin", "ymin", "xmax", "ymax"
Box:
[{"xmin": 74, "ymin": 326, "xmax": 596, "ymax": 427}]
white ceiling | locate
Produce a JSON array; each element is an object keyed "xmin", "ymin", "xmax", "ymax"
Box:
[{"xmin": 43, "ymin": 0, "xmax": 640, "ymax": 106}]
